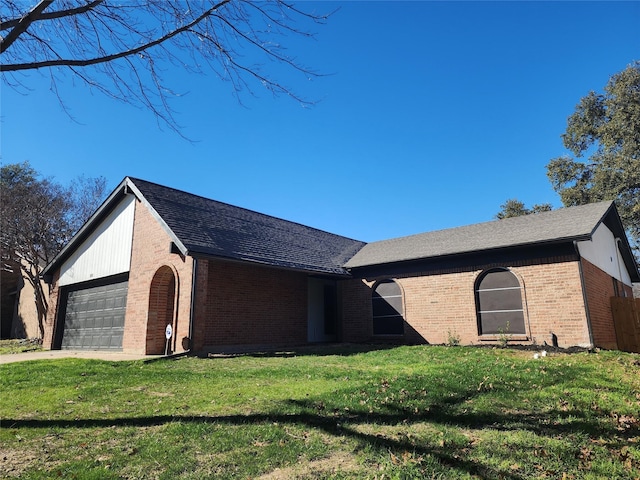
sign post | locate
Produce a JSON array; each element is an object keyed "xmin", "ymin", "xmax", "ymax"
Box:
[{"xmin": 164, "ymin": 324, "xmax": 173, "ymax": 356}]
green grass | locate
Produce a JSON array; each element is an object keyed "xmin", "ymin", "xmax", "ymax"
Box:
[
  {"xmin": 1, "ymin": 345, "xmax": 639, "ymax": 479},
  {"xmin": 0, "ymin": 339, "xmax": 42, "ymax": 355}
]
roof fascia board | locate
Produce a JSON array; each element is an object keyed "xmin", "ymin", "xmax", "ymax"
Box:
[
  {"xmin": 188, "ymin": 251, "xmax": 352, "ymax": 278},
  {"xmin": 345, "ymin": 234, "xmax": 592, "ymax": 271},
  {"xmin": 124, "ymin": 178, "xmax": 189, "ymax": 257},
  {"xmin": 347, "ymin": 240, "xmax": 580, "ymax": 276}
]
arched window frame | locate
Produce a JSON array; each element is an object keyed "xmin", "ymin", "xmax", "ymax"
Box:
[
  {"xmin": 372, "ymin": 279, "xmax": 405, "ymax": 336},
  {"xmin": 475, "ymin": 268, "xmax": 528, "ymax": 338}
]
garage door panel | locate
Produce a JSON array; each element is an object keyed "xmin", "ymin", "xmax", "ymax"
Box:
[{"xmin": 61, "ymin": 280, "xmax": 128, "ymax": 351}]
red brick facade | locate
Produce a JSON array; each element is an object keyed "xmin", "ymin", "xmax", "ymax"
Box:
[
  {"xmin": 341, "ymin": 256, "xmax": 603, "ymax": 348},
  {"xmin": 192, "ymin": 258, "xmax": 308, "ymax": 351},
  {"xmin": 123, "ymin": 199, "xmax": 194, "ymax": 354},
  {"xmin": 42, "ymin": 271, "xmax": 60, "ymax": 349},
  {"xmin": 581, "ymin": 258, "xmax": 632, "ymax": 350}
]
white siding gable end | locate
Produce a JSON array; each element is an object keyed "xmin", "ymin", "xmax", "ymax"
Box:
[
  {"xmin": 59, "ymin": 194, "xmax": 136, "ymax": 286},
  {"xmin": 577, "ymin": 223, "xmax": 632, "ymax": 286}
]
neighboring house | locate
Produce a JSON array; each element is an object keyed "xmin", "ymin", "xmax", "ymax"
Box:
[
  {"xmin": 41, "ymin": 177, "xmax": 639, "ymax": 354},
  {"xmin": 0, "ymin": 264, "xmax": 21, "ymax": 339},
  {"xmin": 1, "ymin": 259, "xmax": 45, "ymax": 340}
]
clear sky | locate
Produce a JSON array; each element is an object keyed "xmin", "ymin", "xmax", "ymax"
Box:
[{"xmin": 2, "ymin": 1, "xmax": 638, "ymax": 243}]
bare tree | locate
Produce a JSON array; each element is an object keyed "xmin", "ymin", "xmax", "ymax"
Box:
[
  {"xmin": 0, "ymin": 162, "xmax": 107, "ymax": 338},
  {"xmin": 67, "ymin": 174, "xmax": 108, "ymax": 233},
  {"xmin": 1, "ymin": 1, "xmax": 331, "ymax": 134}
]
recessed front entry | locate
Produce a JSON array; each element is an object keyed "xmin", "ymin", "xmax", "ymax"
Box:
[
  {"xmin": 146, "ymin": 266, "xmax": 176, "ymax": 354},
  {"xmin": 308, "ymin": 278, "xmax": 338, "ymax": 343}
]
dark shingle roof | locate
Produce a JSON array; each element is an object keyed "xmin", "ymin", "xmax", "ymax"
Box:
[
  {"xmin": 128, "ymin": 178, "xmax": 365, "ymax": 276},
  {"xmin": 344, "ymin": 201, "xmax": 616, "ymax": 269},
  {"xmin": 42, "ymin": 177, "xmax": 638, "ymax": 284}
]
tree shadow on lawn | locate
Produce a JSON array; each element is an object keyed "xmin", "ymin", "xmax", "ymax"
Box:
[
  {"xmin": 2, "ymin": 412, "xmax": 517, "ymax": 479},
  {"xmin": 5, "ymin": 387, "xmax": 637, "ymax": 480}
]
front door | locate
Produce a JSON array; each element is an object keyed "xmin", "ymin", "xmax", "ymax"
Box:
[{"xmin": 307, "ymin": 278, "xmax": 338, "ymax": 343}]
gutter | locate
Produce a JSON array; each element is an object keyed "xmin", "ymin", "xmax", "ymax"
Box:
[{"xmin": 574, "ymin": 241, "xmax": 595, "ymax": 348}]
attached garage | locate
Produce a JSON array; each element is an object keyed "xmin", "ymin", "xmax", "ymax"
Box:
[
  {"xmin": 59, "ymin": 279, "xmax": 128, "ymax": 350},
  {"xmin": 47, "ymin": 193, "xmax": 135, "ymax": 351}
]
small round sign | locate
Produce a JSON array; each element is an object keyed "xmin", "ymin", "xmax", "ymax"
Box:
[{"xmin": 165, "ymin": 324, "xmax": 173, "ymax": 340}]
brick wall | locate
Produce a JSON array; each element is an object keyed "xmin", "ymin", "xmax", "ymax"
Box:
[
  {"xmin": 42, "ymin": 271, "xmax": 60, "ymax": 349},
  {"xmin": 342, "ymin": 257, "xmax": 593, "ymax": 348},
  {"xmin": 124, "ymin": 199, "xmax": 194, "ymax": 354},
  {"xmin": 518, "ymin": 260, "xmax": 590, "ymax": 347},
  {"xmin": 193, "ymin": 258, "xmax": 308, "ymax": 351},
  {"xmin": 581, "ymin": 257, "xmax": 632, "ymax": 350},
  {"xmin": 340, "ymin": 279, "xmax": 373, "ymax": 343},
  {"xmin": 191, "ymin": 258, "xmax": 210, "ymax": 352}
]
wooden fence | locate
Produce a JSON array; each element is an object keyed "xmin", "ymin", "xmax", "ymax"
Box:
[{"xmin": 611, "ymin": 297, "xmax": 640, "ymax": 353}]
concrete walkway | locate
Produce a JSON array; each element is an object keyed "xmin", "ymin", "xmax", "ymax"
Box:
[{"xmin": 0, "ymin": 350, "xmax": 160, "ymax": 364}]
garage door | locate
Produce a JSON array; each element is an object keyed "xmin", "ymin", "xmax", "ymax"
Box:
[{"xmin": 61, "ymin": 280, "xmax": 128, "ymax": 350}]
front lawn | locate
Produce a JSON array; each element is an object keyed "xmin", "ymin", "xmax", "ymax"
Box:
[{"xmin": 1, "ymin": 345, "xmax": 639, "ymax": 479}]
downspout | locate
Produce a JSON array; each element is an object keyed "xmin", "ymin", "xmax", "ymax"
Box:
[
  {"xmin": 187, "ymin": 256, "xmax": 198, "ymax": 354},
  {"xmin": 574, "ymin": 241, "xmax": 595, "ymax": 348}
]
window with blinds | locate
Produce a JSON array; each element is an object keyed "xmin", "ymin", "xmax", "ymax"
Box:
[
  {"xmin": 475, "ymin": 269, "xmax": 526, "ymax": 335},
  {"xmin": 372, "ymin": 280, "xmax": 404, "ymax": 335}
]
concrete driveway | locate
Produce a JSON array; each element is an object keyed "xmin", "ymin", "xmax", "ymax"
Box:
[{"xmin": 0, "ymin": 350, "xmax": 160, "ymax": 364}]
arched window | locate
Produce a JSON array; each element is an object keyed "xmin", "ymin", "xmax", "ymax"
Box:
[
  {"xmin": 475, "ymin": 268, "xmax": 525, "ymax": 335},
  {"xmin": 372, "ymin": 280, "xmax": 404, "ymax": 335}
]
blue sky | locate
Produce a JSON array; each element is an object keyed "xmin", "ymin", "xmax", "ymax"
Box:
[{"xmin": 2, "ymin": 1, "xmax": 638, "ymax": 242}]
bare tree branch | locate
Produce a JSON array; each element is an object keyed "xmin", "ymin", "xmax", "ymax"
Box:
[
  {"xmin": 0, "ymin": 1, "xmax": 330, "ymax": 135},
  {"xmin": 2, "ymin": 1, "xmax": 231, "ymax": 71},
  {"xmin": 0, "ymin": 0, "xmax": 52, "ymax": 53},
  {"xmin": 0, "ymin": 0, "xmax": 103, "ymax": 31}
]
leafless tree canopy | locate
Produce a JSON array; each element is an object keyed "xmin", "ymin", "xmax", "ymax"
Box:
[
  {"xmin": 0, "ymin": 162, "xmax": 107, "ymax": 337},
  {"xmin": 1, "ymin": 1, "xmax": 330, "ymax": 133}
]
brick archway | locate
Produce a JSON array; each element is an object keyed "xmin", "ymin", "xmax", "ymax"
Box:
[{"xmin": 146, "ymin": 266, "xmax": 176, "ymax": 355}]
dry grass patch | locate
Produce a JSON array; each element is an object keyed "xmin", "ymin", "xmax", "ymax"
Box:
[{"xmin": 258, "ymin": 451, "xmax": 361, "ymax": 479}]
